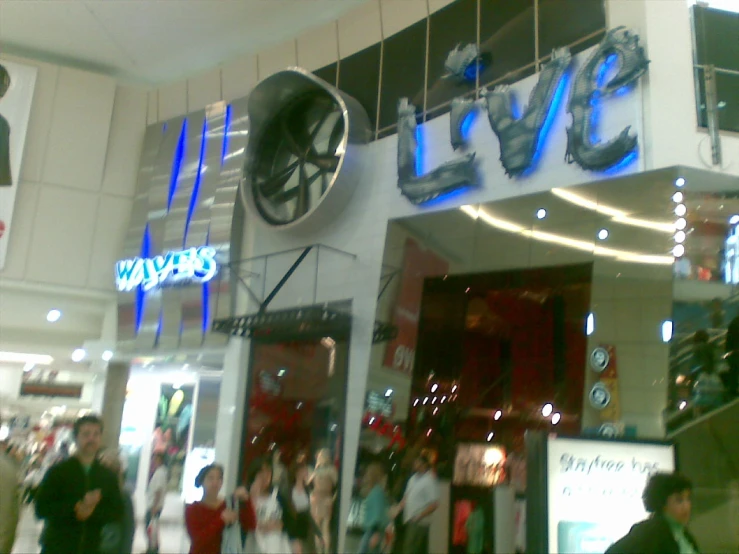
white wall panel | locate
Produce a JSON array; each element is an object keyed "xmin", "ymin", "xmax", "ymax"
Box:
[
  {"xmin": 0, "ymin": 181, "xmax": 40, "ymax": 280},
  {"xmin": 258, "ymin": 39, "xmax": 298, "ymax": 80},
  {"xmin": 338, "ymin": 0, "xmax": 382, "ymax": 57},
  {"xmin": 147, "ymin": 89, "xmax": 159, "ymax": 124},
  {"xmin": 380, "ymin": 0, "xmax": 428, "ymax": 38},
  {"xmin": 296, "ymin": 21, "xmax": 339, "ymax": 71},
  {"xmin": 42, "ymin": 67, "xmax": 116, "ymax": 192},
  {"xmin": 87, "ymin": 195, "xmax": 133, "ymax": 290},
  {"xmin": 101, "ymin": 85, "xmax": 148, "ymax": 198},
  {"xmin": 187, "ymin": 68, "xmax": 222, "ymax": 112},
  {"xmin": 158, "ymin": 80, "xmax": 187, "ymax": 121},
  {"xmin": 15, "ymin": 60, "xmax": 58, "ymax": 184},
  {"xmin": 221, "ymin": 54, "xmax": 258, "ymax": 102},
  {"xmin": 25, "ymin": 186, "xmax": 99, "ymax": 287}
]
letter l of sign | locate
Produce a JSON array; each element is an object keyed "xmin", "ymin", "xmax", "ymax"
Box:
[
  {"xmin": 566, "ymin": 27, "xmax": 649, "ymax": 172},
  {"xmin": 482, "ymin": 48, "xmax": 572, "ymax": 177}
]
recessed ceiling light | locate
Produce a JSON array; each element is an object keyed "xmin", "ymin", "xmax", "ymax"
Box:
[
  {"xmin": 675, "ymin": 204, "xmax": 687, "ymax": 217},
  {"xmin": 597, "ymin": 229, "xmax": 609, "ymax": 240},
  {"xmin": 46, "ymin": 310, "xmax": 61, "ymax": 323},
  {"xmin": 536, "ymin": 208, "xmax": 547, "ymax": 220},
  {"xmin": 672, "ymin": 192, "xmax": 684, "ymax": 203},
  {"xmin": 675, "ymin": 177, "xmax": 686, "ymax": 187},
  {"xmin": 552, "ymin": 412, "xmax": 562, "ymax": 425},
  {"xmin": 102, "ymin": 350, "xmax": 113, "ymax": 362},
  {"xmin": 675, "ymin": 218, "xmax": 687, "ymax": 230},
  {"xmin": 542, "ymin": 403, "xmax": 554, "ymax": 417},
  {"xmin": 730, "ymin": 215, "xmax": 739, "ymax": 225},
  {"xmin": 674, "ymin": 231, "xmax": 686, "ymax": 243},
  {"xmin": 71, "ymin": 348, "xmax": 87, "ymax": 362},
  {"xmin": 673, "ymin": 244, "xmax": 685, "ymax": 257}
]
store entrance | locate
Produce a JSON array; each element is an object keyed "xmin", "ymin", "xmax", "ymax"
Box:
[{"xmin": 240, "ymin": 335, "xmax": 349, "ymax": 552}]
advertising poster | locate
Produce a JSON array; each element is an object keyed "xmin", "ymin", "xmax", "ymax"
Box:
[
  {"xmin": 0, "ymin": 59, "xmax": 37, "ymax": 270},
  {"xmin": 383, "ymin": 237, "xmax": 449, "ymax": 373},
  {"xmin": 547, "ymin": 436, "xmax": 675, "ymax": 554}
]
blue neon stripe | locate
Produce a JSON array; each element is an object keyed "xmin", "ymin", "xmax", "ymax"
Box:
[
  {"xmin": 134, "ymin": 225, "xmax": 151, "ymax": 334},
  {"xmin": 415, "ymin": 123, "xmax": 424, "ymax": 177},
  {"xmin": 168, "ymin": 120, "xmax": 187, "ymax": 212},
  {"xmin": 185, "ymin": 118, "xmax": 207, "ymax": 246},
  {"xmin": 221, "ymin": 104, "xmax": 232, "ymax": 166},
  {"xmin": 460, "ymin": 110, "xmax": 477, "ymax": 141}
]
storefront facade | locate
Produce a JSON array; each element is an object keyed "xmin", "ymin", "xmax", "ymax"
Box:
[{"xmin": 117, "ymin": 0, "xmax": 739, "ymax": 551}]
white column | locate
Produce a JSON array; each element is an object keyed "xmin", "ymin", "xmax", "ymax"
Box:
[{"xmin": 214, "ymin": 336, "xmax": 252, "ymax": 492}]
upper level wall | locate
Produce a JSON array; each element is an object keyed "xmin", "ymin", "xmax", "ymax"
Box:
[
  {"xmin": 607, "ymin": 0, "xmax": 739, "ymax": 178},
  {"xmin": 0, "ymin": 55, "xmax": 148, "ymax": 293}
]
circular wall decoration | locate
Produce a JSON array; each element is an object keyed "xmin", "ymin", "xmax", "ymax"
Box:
[
  {"xmin": 242, "ymin": 68, "xmax": 371, "ymax": 231},
  {"xmin": 589, "ymin": 347, "xmax": 610, "ymax": 373},
  {"xmin": 589, "ymin": 382, "xmax": 611, "ymax": 410}
]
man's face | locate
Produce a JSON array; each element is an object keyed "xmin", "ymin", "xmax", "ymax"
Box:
[
  {"xmin": 76, "ymin": 423, "xmax": 102, "ymax": 456},
  {"xmin": 664, "ymin": 490, "xmax": 692, "ymax": 526}
]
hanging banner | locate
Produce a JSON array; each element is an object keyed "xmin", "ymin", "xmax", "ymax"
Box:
[
  {"xmin": 383, "ymin": 238, "xmax": 449, "ymax": 373},
  {"xmin": 0, "ymin": 59, "xmax": 37, "ymax": 270}
]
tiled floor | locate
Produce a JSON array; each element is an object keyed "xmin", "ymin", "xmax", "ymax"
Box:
[{"xmin": 12, "ymin": 494, "xmax": 190, "ymax": 554}]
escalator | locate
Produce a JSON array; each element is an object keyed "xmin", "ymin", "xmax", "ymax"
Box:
[{"xmin": 667, "ymin": 398, "xmax": 739, "ymax": 553}]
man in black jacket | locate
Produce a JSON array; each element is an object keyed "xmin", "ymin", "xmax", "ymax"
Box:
[{"xmin": 35, "ymin": 415, "xmax": 124, "ymax": 554}]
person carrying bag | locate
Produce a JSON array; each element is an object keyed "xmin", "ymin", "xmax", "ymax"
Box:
[{"xmin": 221, "ymin": 496, "xmax": 247, "ymax": 554}]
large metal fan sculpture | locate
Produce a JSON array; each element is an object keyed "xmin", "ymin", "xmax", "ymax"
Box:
[
  {"xmin": 243, "ymin": 68, "xmax": 370, "ymax": 230},
  {"xmin": 251, "ymin": 92, "xmax": 346, "ymax": 226}
]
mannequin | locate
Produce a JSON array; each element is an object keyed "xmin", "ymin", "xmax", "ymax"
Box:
[{"xmin": 309, "ymin": 449, "xmax": 337, "ymax": 554}]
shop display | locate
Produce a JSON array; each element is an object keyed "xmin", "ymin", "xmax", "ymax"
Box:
[
  {"xmin": 545, "ymin": 436, "xmax": 675, "ymax": 554},
  {"xmin": 453, "ymin": 443, "xmax": 506, "ymax": 488}
]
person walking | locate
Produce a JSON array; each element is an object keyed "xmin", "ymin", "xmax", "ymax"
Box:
[
  {"xmin": 358, "ymin": 462, "xmax": 389, "ymax": 554},
  {"xmin": 606, "ymin": 472, "xmax": 700, "ymax": 553},
  {"xmin": 0, "ymin": 423, "xmax": 20, "ymax": 554},
  {"xmin": 391, "ymin": 454, "xmax": 439, "ymax": 554},
  {"xmin": 184, "ymin": 464, "xmax": 255, "ymax": 554},
  {"xmin": 35, "ymin": 414, "xmax": 124, "ymax": 554},
  {"xmin": 145, "ymin": 452, "xmax": 168, "ymax": 554}
]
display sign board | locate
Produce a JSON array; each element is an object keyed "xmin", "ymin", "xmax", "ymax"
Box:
[
  {"xmin": 0, "ymin": 59, "xmax": 37, "ymax": 270},
  {"xmin": 546, "ymin": 436, "xmax": 675, "ymax": 554}
]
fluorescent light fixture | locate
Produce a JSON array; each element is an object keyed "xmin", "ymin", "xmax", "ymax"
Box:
[
  {"xmin": 675, "ymin": 177, "xmax": 686, "ymax": 187},
  {"xmin": 460, "ymin": 205, "xmax": 673, "ymax": 265},
  {"xmin": 597, "ymin": 229, "xmax": 609, "ymax": 240},
  {"xmin": 102, "ymin": 350, "xmax": 113, "ymax": 362},
  {"xmin": 46, "ymin": 309, "xmax": 61, "ymax": 323},
  {"xmin": 71, "ymin": 348, "xmax": 86, "ymax": 362},
  {"xmin": 536, "ymin": 208, "xmax": 547, "ymax": 219},
  {"xmin": 542, "ymin": 403, "xmax": 554, "ymax": 417},
  {"xmin": 384, "ymin": 388, "xmax": 393, "ymax": 397},
  {"xmin": 552, "ymin": 412, "xmax": 562, "ymax": 425},
  {"xmin": 277, "ymin": 368, "xmax": 286, "ymax": 377},
  {"xmin": 0, "ymin": 352, "xmax": 53, "ymax": 365},
  {"xmin": 551, "ymin": 188, "xmax": 673, "ymax": 233},
  {"xmin": 662, "ymin": 320, "xmax": 673, "ymax": 343},
  {"xmin": 586, "ymin": 313, "xmax": 595, "ymax": 336}
]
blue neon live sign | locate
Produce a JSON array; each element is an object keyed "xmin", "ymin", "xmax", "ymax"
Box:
[{"xmin": 115, "ymin": 246, "xmax": 218, "ymax": 292}]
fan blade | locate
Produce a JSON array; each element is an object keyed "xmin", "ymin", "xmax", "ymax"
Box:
[
  {"xmin": 321, "ymin": 171, "xmax": 329, "ymax": 195},
  {"xmin": 296, "ymin": 164, "xmax": 311, "ymax": 217},
  {"xmin": 258, "ymin": 160, "xmax": 299, "ymax": 196},
  {"xmin": 306, "ymin": 153, "xmax": 340, "ymax": 172},
  {"xmin": 310, "ymin": 102, "xmax": 336, "ymax": 143},
  {"xmin": 281, "ymin": 110, "xmax": 309, "ymax": 158},
  {"xmin": 328, "ymin": 116, "xmax": 345, "ymax": 153},
  {"xmin": 270, "ymin": 168, "xmax": 324, "ymax": 204}
]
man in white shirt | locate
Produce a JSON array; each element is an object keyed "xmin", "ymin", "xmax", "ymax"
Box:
[
  {"xmin": 145, "ymin": 453, "xmax": 168, "ymax": 554},
  {"xmin": 392, "ymin": 454, "xmax": 439, "ymax": 554}
]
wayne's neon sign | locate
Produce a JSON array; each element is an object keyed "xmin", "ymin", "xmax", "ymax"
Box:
[
  {"xmin": 397, "ymin": 27, "xmax": 650, "ymax": 204},
  {"xmin": 115, "ymin": 246, "xmax": 218, "ymax": 292}
]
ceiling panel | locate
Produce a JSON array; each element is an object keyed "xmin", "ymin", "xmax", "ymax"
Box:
[{"xmin": 86, "ymin": 195, "xmax": 133, "ymax": 290}]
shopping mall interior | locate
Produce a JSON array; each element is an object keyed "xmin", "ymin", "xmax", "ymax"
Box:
[{"xmin": 1, "ymin": 0, "xmax": 739, "ymax": 553}]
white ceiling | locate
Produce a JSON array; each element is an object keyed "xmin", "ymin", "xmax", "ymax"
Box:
[{"xmin": 0, "ymin": 0, "xmax": 367, "ymax": 84}]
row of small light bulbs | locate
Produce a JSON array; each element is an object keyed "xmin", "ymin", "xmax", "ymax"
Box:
[{"xmin": 673, "ymin": 177, "xmax": 687, "ymax": 258}]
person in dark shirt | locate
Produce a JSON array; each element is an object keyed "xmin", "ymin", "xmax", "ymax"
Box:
[
  {"xmin": 0, "ymin": 63, "xmax": 11, "ymax": 186},
  {"xmin": 35, "ymin": 415, "xmax": 124, "ymax": 554},
  {"xmin": 606, "ymin": 472, "xmax": 700, "ymax": 554}
]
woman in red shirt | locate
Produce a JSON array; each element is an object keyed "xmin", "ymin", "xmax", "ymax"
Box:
[{"xmin": 185, "ymin": 463, "xmax": 256, "ymax": 554}]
